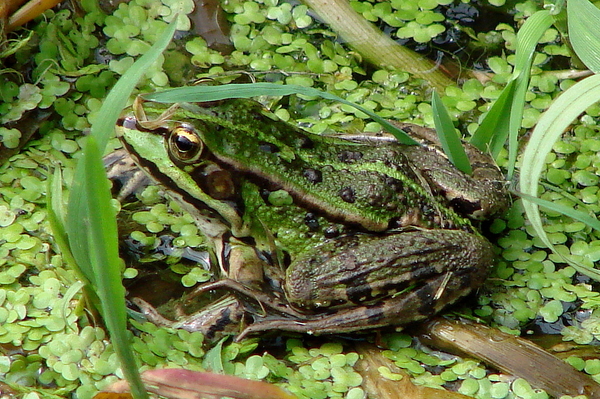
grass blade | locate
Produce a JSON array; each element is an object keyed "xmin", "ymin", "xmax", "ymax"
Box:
[
  {"xmin": 505, "ymin": 10, "xmax": 554, "ymax": 178},
  {"xmin": 520, "ymin": 73, "xmax": 600, "ymax": 281},
  {"xmin": 472, "ymin": 10, "xmax": 553, "ymax": 179},
  {"xmin": 81, "ymin": 136, "xmax": 150, "ymax": 397},
  {"xmin": 143, "ymin": 83, "xmax": 418, "ymax": 145},
  {"xmin": 62, "ymin": 19, "xmax": 178, "ymax": 399},
  {"xmin": 517, "ymin": 192, "xmax": 600, "ymax": 232},
  {"xmin": 47, "ymin": 169, "xmax": 81, "ymax": 281},
  {"xmin": 568, "ymin": 0, "xmax": 600, "ymax": 73},
  {"xmin": 470, "ymin": 79, "xmax": 515, "ymax": 155},
  {"xmin": 431, "ymin": 90, "xmax": 471, "ymax": 174}
]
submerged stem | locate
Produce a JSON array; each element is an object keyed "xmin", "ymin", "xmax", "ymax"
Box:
[{"xmin": 302, "ymin": 0, "xmax": 454, "ymax": 91}]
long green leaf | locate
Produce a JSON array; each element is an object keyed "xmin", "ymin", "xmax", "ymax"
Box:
[
  {"xmin": 507, "ymin": 11, "xmax": 554, "ymax": 179},
  {"xmin": 520, "ymin": 73, "xmax": 600, "ymax": 281},
  {"xmin": 470, "ymin": 79, "xmax": 515, "ymax": 154},
  {"xmin": 568, "ymin": 0, "xmax": 600, "ymax": 73},
  {"xmin": 81, "ymin": 135, "xmax": 146, "ymax": 395},
  {"xmin": 63, "ymin": 19, "xmax": 178, "ymax": 399},
  {"xmin": 472, "ymin": 10, "xmax": 553, "ymax": 179},
  {"xmin": 47, "ymin": 169, "xmax": 82, "ymax": 282},
  {"xmin": 142, "ymin": 83, "xmax": 418, "ymax": 145},
  {"xmin": 67, "ymin": 20, "xmax": 178, "ymax": 281},
  {"xmin": 517, "ymin": 192, "xmax": 600, "ymax": 232},
  {"xmin": 47, "ymin": 168, "xmax": 101, "ymax": 313},
  {"xmin": 431, "ymin": 90, "xmax": 471, "ymax": 174}
]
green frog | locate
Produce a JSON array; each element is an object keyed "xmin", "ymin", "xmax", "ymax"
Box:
[{"xmin": 115, "ymin": 96, "xmax": 508, "ymax": 339}]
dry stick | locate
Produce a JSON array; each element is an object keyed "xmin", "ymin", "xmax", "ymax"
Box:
[
  {"xmin": 1, "ymin": 0, "xmax": 29, "ymax": 20},
  {"xmin": 8, "ymin": 0, "xmax": 63, "ymax": 32},
  {"xmin": 421, "ymin": 318, "xmax": 600, "ymax": 399}
]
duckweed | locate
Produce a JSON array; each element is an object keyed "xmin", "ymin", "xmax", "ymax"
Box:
[{"xmin": 3, "ymin": 0, "xmax": 600, "ymax": 397}]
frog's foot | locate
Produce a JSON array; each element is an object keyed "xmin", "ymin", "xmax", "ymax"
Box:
[
  {"xmin": 234, "ymin": 265, "xmax": 486, "ymax": 341},
  {"xmin": 189, "ymin": 279, "xmax": 304, "ymax": 319},
  {"xmin": 132, "ymin": 297, "xmax": 178, "ymax": 326},
  {"xmin": 104, "ymin": 148, "xmax": 152, "ymax": 200},
  {"xmin": 133, "ymin": 295, "xmax": 248, "ymax": 340}
]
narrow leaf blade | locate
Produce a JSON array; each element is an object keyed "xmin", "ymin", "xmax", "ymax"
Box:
[
  {"xmin": 143, "ymin": 83, "xmax": 418, "ymax": 145},
  {"xmin": 520, "ymin": 73, "xmax": 600, "ymax": 281},
  {"xmin": 568, "ymin": 0, "xmax": 600, "ymax": 73},
  {"xmin": 431, "ymin": 90, "xmax": 471, "ymax": 175}
]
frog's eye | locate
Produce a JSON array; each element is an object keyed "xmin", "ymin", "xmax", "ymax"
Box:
[{"xmin": 168, "ymin": 126, "xmax": 204, "ymax": 163}]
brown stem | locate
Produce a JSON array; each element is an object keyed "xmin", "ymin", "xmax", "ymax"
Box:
[{"xmin": 7, "ymin": 0, "xmax": 63, "ymax": 32}]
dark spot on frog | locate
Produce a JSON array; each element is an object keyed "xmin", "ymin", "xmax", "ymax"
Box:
[
  {"xmin": 339, "ymin": 187, "xmax": 356, "ymax": 203},
  {"xmin": 384, "ymin": 202, "xmax": 398, "ymax": 211},
  {"xmin": 415, "ymin": 282, "xmax": 437, "ymax": 316},
  {"xmin": 238, "ymin": 235, "xmax": 258, "ymax": 247},
  {"xmin": 385, "ymin": 176, "xmax": 404, "ymax": 191},
  {"xmin": 304, "ymin": 212, "xmax": 320, "ymax": 231},
  {"xmin": 388, "ymin": 217, "xmax": 403, "ymax": 229},
  {"xmin": 258, "ymin": 141, "xmax": 280, "ymax": 153},
  {"xmin": 367, "ymin": 193, "xmax": 381, "ymax": 206},
  {"xmin": 202, "ymin": 168, "xmax": 236, "ymax": 200},
  {"xmin": 343, "ymin": 274, "xmax": 370, "ymax": 303},
  {"xmin": 450, "ymin": 197, "xmax": 482, "ymax": 217},
  {"xmin": 338, "ymin": 150, "xmax": 363, "ymax": 163},
  {"xmin": 421, "ymin": 204, "xmax": 435, "ymax": 216},
  {"xmin": 256, "ymin": 248, "xmax": 277, "ymax": 267},
  {"xmin": 324, "ymin": 226, "xmax": 340, "ymax": 238},
  {"xmin": 401, "ymin": 125, "xmax": 416, "ymax": 134},
  {"xmin": 295, "ymin": 136, "xmax": 313, "ymax": 149},
  {"xmin": 303, "ymin": 168, "xmax": 322, "ymax": 184},
  {"xmin": 344, "ymin": 276, "xmax": 414, "ymax": 306},
  {"xmin": 205, "ymin": 306, "xmax": 233, "ymax": 339}
]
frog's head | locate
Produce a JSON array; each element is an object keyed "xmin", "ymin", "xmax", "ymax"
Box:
[{"xmin": 116, "ymin": 102, "xmax": 247, "ymax": 238}]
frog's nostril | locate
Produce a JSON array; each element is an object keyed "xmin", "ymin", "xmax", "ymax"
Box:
[{"xmin": 117, "ymin": 116, "xmax": 138, "ymax": 130}]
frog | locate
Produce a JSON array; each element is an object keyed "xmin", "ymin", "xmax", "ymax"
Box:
[{"xmin": 114, "ymin": 96, "xmax": 509, "ymax": 340}]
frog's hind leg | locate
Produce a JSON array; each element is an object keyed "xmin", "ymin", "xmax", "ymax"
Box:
[{"xmin": 235, "ymin": 257, "xmax": 489, "ymax": 341}]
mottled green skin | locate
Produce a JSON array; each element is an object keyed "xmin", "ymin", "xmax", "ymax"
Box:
[
  {"xmin": 140, "ymin": 100, "xmax": 475, "ymax": 256},
  {"xmin": 118, "ymin": 98, "xmax": 508, "ymax": 338}
]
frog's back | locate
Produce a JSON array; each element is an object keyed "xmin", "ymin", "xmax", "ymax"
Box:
[{"xmin": 190, "ymin": 99, "xmax": 473, "ymax": 234}]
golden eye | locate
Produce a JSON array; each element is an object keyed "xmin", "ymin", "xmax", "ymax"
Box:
[{"xmin": 168, "ymin": 126, "xmax": 204, "ymax": 163}]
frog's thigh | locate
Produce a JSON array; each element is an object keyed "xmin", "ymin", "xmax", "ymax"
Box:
[
  {"xmin": 243, "ymin": 265, "xmax": 487, "ymax": 336},
  {"xmin": 238, "ymin": 268, "xmax": 486, "ymax": 338},
  {"xmin": 319, "ymin": 265, "xmax": 489, "ymax": 334},
  {"xmin": 247, "ymin": 230, "xmax": 493, "ymax": 336},
  {"xmin": 286, "ymin": 229, "xmax": 493, "ymax": 313}
]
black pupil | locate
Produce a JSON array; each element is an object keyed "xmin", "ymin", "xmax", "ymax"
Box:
[{"xmin": 175, "ymin": 134, "xmax": 195, "ymax": 153}]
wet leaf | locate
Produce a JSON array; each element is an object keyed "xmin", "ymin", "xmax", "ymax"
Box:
[{"xmin": 105, "ymin": 369, "xmax": 297, "ymax": 399}]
